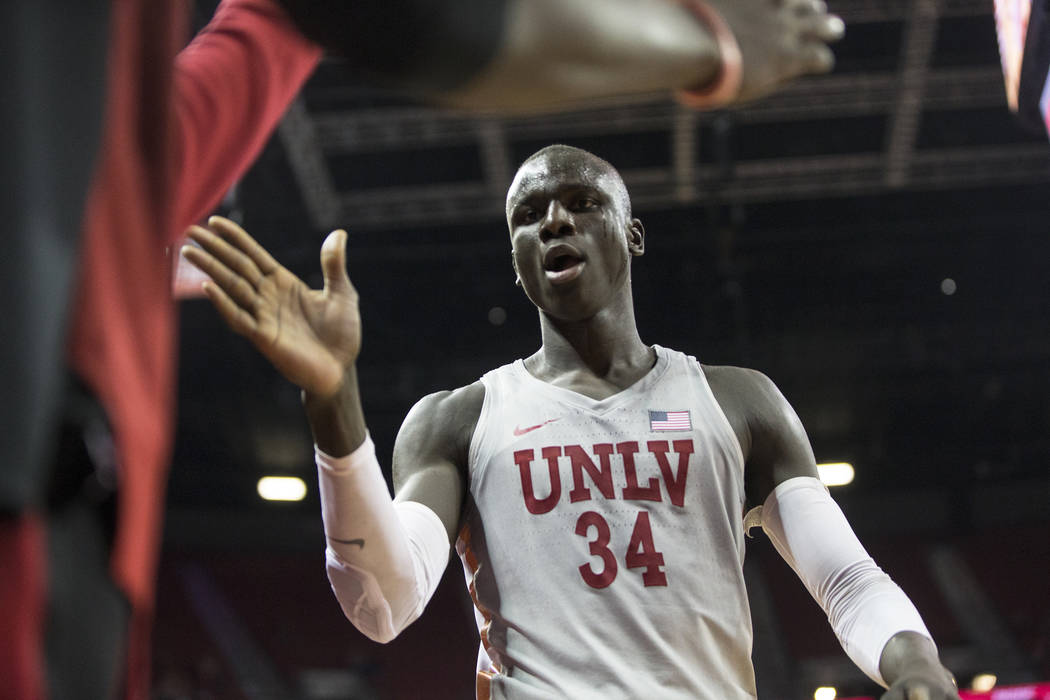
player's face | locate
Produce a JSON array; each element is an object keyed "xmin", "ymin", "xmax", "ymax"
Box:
[{"xmin": 506, "ymin": 153, "xmax": 643, "ymax": 321}]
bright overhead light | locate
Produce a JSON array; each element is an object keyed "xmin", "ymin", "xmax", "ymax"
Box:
[
  {"xmin": 814, "ymin": 687, "xmax": 837, "ymax": 700},
  {"xmin": 817, "ymin": 462, "xmax": 855, "ymax": 487},
  {"xmin": 257, "ymin": 476, "xmax": 307, "ymax": 502},
  {"xmin": 971, "ymin": 674, "xmax": 997, "ymax": 692}
]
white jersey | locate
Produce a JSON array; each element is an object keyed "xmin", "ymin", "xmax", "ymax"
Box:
[{"xmin": 457, "ymin": 345, "xmax": 756, "ymax": 699}]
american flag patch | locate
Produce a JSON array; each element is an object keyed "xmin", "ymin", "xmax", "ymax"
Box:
[{"xmin": 649, "ymin": 410, "xmax": 692, "ymax": 431}]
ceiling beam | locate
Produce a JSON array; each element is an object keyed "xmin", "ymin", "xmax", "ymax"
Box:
[
  {"xmin": 311, "ymin": 67, "xmax": 1005, "ymax": 154},
  {"xmin": 671, "ymin": 105, "xmax": 700, "ymax": 204},
  {"xmin": 834, "ymin": 0, "xmax": 986, "ymax": 22},
  {"xmin": 477, "ymin": 119, "xmax": 512, "ymax": 198},
  {"xmin": 335, "ymin": 145, "xmax": 1049, "ymax": 229},
  {"xmin": 884, "ymin": 0, "xmax": 943, "ymax": 187},
  {"xmin": 276, "ymin": 97, "xmax": 341, "ymax": 230}
]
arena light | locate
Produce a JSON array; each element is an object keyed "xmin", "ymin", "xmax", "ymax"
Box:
[
  {"xmin": 257, "ymin": 476, "xmax": 307, "ymax": 502},
  {"xmin": 817, "ymin": 462, "xmax": 855, "ymax": 487},
  {"xmin": 814, "ymin": 687, "xmax": 837, "ymax": 700},
  {"xmin": 971, "ymin": 674, "xmax": 997, "ymax": 692}
]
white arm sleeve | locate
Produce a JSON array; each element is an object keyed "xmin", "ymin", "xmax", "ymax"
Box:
[
  {"xmin": 315, "ymin": 435, "xmax": 450, "ymax": 643},
  {"xmin": 753, "ymin": 476, "xmax": 932, "ymax": 687}
]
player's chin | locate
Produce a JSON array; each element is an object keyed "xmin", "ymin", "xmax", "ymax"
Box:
[
  {"xmin": 536, "ymin": 295, "xmax": 602, "ymax": 324},
  {"xmin": 522, "ymin": 280, "xmax": 576, "ymax": 311}
]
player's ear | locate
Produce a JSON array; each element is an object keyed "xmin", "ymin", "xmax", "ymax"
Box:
[
  {"xmin": 512, "ymin": 250, "xmax": 522, "ymax": 286},
  {"xmin": 627, "ymin": 218, "xmax": 645, "ymax": 256}
]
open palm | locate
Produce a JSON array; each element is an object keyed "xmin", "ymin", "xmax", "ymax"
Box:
[{"xmin": 182, "ymin": 216, "xmax": 360, "ymax": 399}]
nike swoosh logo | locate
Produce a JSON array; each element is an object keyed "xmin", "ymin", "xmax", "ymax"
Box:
[
  {"xmin": 329, "ymin": 537, "xmax": 364, "ymax": 549},
  {"xmin": 513, "ymin": 418, "xmax": 560, "ymax": 437}
]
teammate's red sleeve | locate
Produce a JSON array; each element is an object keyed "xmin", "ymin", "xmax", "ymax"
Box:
[{"xmin": 170, "ymin": 0, "xmax": 322, "ymax": 233}]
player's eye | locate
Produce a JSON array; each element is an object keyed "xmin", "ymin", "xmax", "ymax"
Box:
[
  {"xmin": 574, "ymin": 197, "xmax": 599, "ymax": 210},
  {"xmin": 519, "ymin": 208, "xmax": 538, "ymax": 223}
]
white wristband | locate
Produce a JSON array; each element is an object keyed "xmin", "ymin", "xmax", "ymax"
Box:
[
  {"xmin": 755, "ymin": 477, "xmax": 932, "ymax": 687},
  {"xmin": 315, "ymin": 435, "xmax": 449, "ymax": 643}
]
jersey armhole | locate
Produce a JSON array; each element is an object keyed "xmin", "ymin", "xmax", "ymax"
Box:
[
  {"xmin": 694, "ymin": 360, "xmax": 748, "ymax": 484},
  {"xmin": 466, "ymin": 374, "xmax": 497, "ymax": 493}
]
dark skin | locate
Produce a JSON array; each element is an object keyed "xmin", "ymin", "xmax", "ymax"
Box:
[
  {"xmin": 183, "ymin": 147, "xmax": 958, "ymax": 699},
  {"xmin": 439, "ymin": 0, "xmax": 844, "ymax": 112}
]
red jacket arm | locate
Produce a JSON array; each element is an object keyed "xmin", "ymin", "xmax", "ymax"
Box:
[{"xmin": 171, "ymin": 0, "xmax": 322, "ymax": 233}]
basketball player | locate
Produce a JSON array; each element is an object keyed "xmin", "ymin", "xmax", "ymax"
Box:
[{"xmin": 184, "ymin": 145, "xmax": 960, "ymax": 699}]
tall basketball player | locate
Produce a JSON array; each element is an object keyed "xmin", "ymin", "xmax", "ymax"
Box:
[{"xmin": 184, "ymin": 144, "xmax": 959, "ymax": 699}]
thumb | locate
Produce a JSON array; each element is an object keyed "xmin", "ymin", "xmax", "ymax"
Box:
[{"xmin": 320, "ymin": 229, "xmax": 353, "ymax": 297}]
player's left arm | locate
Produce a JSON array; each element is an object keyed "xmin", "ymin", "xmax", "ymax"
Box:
[{"xmin": 708, "ymin": 366, "xmax": 959, "ymax": 699}]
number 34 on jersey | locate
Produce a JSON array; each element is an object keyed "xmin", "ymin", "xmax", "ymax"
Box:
[{"xmin": 513, "ymin": 438, "xmax": 695, "ymax": 590}]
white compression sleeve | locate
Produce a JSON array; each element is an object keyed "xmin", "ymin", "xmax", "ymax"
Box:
[
  {"xmin": 755, "ymin": 476, "xmax": 932, "ymax": 687},
  {"xmin": 315, "ymin": 435, "xmax": 450, "ymax": 643}
]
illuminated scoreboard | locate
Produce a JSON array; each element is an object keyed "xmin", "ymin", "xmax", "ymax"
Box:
[{"xmin": 994, "ymin": 0, "xmax": 1050, "ymax": 137}]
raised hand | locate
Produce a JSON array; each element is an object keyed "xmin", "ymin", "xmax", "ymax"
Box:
[
  {"xmin": 709, "ymin": 0, "xmax": 845, "ymax": 102},
  {"xmin": 182, "ymin": 216, "xmax": 360, "ymax": 400}
]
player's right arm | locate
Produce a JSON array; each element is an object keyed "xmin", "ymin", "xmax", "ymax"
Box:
[
  {"xmin": 306, "ymin": 382, "xmax": 481, "ymax": 643},
  {"xmin": 182, "ymin": 216, "xmax": 476, "ymax": 642},
  {"xmin": 392, "ymin": 383, "xmax": 484, "ymax": 543}
]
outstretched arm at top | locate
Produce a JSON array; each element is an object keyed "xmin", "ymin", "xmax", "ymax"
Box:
[
  {"xmin": 279, "ymin": 0, "xmax": 843, "ymax": 114},
  {"xmin": 438, "ymin": 0, "xmax": 846, "ymax": 112},
  {"xmin": 707, "ymin": 367, "xmax": 958, "ymax": 699},
  {"xmin": 181, "ymin": 217, "xmax": 473, "ymax": 642}
]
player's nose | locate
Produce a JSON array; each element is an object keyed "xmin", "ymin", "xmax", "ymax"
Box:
[{"xmin": 539, "ymin": 200, "xmax": 575, "ymax": 242}]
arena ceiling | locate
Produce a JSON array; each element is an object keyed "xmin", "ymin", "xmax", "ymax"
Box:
[{"xmin": 169, "ymin": 0, "xmax": 1050, "ymax": 539}]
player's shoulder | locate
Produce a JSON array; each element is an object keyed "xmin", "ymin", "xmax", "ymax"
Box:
[
  {"xmin": 402, "ymin": 381, "xmax": 486, "ymax": 447},
  {"xmin": 699, "ymin": 365, "xmax": 802, "ymax": 473},
  {"xmin": 657, "ymin": 345, "xmax": 769, "ymax": 393},
  {"xmin": 700, "ymin": 364, "xmax": 789, "ymax": 434},
  {"xmin": 700, "ymin": 363, "xmax": 777, "ymax": 400},
  {"xmin": 413, "ymin": 380, "xmax": 486, "ymax": 413}
]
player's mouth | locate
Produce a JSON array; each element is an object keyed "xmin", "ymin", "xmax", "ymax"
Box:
[{"xmin": 542, "ymin": 245, "xmax": 585, "ymax": 285}]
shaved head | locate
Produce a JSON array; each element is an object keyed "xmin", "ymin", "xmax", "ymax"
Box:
[{"xmin": 506, "ymin": 145, "xmax": 632, "ymax": 224}]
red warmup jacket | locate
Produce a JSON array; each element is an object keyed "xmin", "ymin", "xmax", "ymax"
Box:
[{"xmin": 68, "ymin": 0, "xmax": 319, "ymax": 694}]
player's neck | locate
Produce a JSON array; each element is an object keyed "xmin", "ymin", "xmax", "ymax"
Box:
[{"xmin": 532, "ymin": 307, "xmax": 652, "ymax": 389}]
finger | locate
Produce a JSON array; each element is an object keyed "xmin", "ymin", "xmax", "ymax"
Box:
[
  {"xmin": 180, "ymin": 243, "xmax": 230, "ymax": 287},
  {"xmin": 201, "ymin": 279, "xmax": 259, "ymax": 339},
  {"xmin": 802, "ymin": 13, "xmax": 846, "ymax": 42},
  {"xmin": 797, "ymin": 41, "xmax": 836, "ymax": 74},
  {"xmin": 187, "ymin": 224, "xmax": 264, "ymax": 290},
  {"xmin": 320, "ymin": 229, "xmax": 356, "ymax": 298},
  {"xmin": 207, "ymin": 215, "xmax": 281, "ymax": 276},
  {"xmin": 181, "ymin": 242, "xmax": 258, "ymax": 311},
  {"xmin": 788, "ymin": 0, "xmax": 827, "ymax": 16}
]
